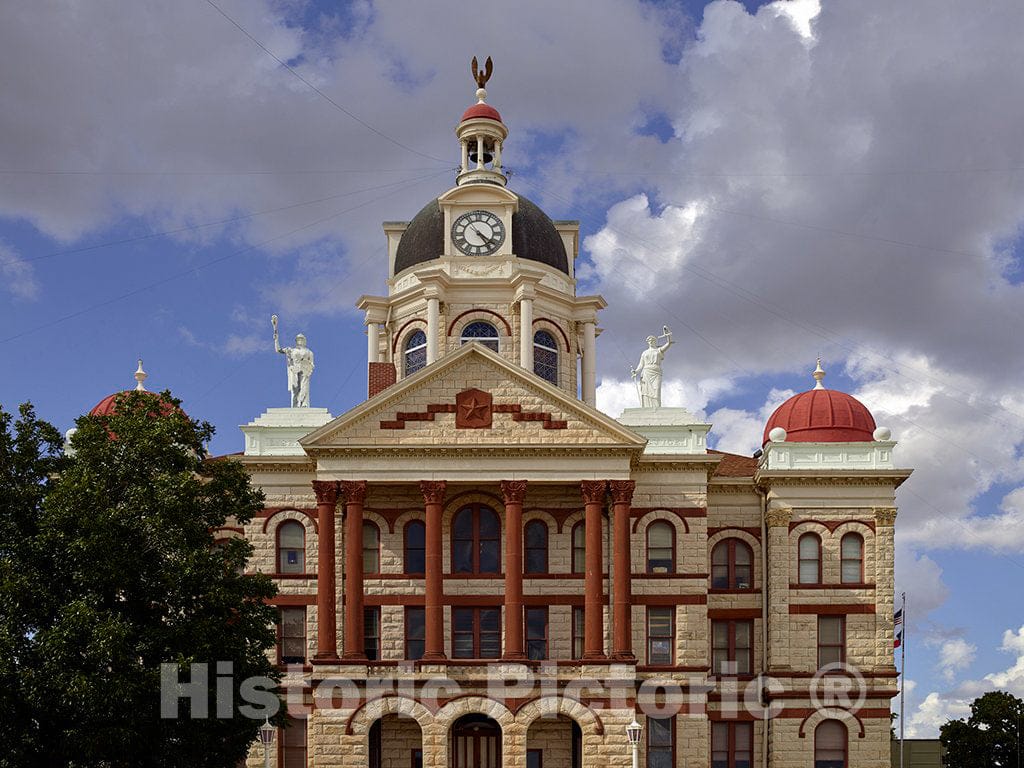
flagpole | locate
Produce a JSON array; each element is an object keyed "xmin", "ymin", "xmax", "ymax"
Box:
[{"xmin": 900, "ymin": 591, "xmax": 907, "ymax": 768}]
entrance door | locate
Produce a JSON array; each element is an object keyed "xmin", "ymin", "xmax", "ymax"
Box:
[{"xmin": 452, "ymin": 716, "xmax": 501, "ymax": 768}]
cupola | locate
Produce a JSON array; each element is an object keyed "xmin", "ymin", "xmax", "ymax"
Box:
[{"xmin": 455, "ymin": 56, "xmax": 508, "ymax": 186}]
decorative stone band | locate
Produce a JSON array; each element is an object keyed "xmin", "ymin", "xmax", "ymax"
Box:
[
  {"xmin": 873, "ymin": 507, "xmax": 898, "ymax": 526},
  {"xmin": 764, "ymin": 507, "xmax": 793, "ymax": 527}
]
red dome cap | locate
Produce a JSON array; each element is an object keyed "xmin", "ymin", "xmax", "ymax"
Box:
[
  {"xmin": 762, "ymin": 362, "xmax": 876, "ymax": 445},
  {"xmin": 89, "ymin": 391, "xmax": 182, "ymax": 418},
  {"xmin": 461, "ymin": 102, "xmax": 502, "ymax": 122}
]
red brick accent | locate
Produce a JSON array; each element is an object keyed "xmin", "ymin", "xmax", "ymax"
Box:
[
  {"xmin": 456, "ymin": 388, "xmax": 493, "ymax": 429},
  {"xmin": 788, "ymin": 603, "xmax": 875, "ymax": 614},
  {"xmin": 378, "ymin": 393, "xmax": 567, "ymax": 430},
  {"xmin": 368, "ymin": 362, "xmax": 396, "ymax": 398}
]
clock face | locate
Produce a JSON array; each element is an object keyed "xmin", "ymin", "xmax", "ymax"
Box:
[{"xmin": 451, "ymin": 210, "xmax": 505, "ymax": 256}]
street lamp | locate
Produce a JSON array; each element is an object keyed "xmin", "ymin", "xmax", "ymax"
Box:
[
  {"xmin": 626, "ymin": 717, "xmax": 643, "ymax": 768},
  {"xmin": 259, "ymin": 717, "xmax": 275, "ymax": 768}
]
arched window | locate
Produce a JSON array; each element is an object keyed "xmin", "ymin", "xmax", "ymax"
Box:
[
  {"xmin": 524, "ymin": 520, "xmax": 549, "ymax": 574},
  {"xmin": 798, "ymin": 533, "xmax": 822, "ymax": 584},
  {"xmin": 814, "ymin": 720, "xmax": 847, "ymax": 768},
  {"xmin": 646, "ymin": 521, "xmax": 675, "ymax": 573},
  {"xmin": 362, "ymin": 521, "xmax": 380, "ymax": 574},
  {"xmin": 533, "ymin": 330, "xmax": 558, "ymax": 384},
  {"xmin": 571, "ymin": 521, "xmax": 586, "ymax": 574},
  {"xmin": 711, "ymin": 538, "xmax": 753, "ymax": 589},
  {"xmin": 460, "ymin": 320, "xmax": 499, "ymax": 352},
  {"xmin": 404, "ymin": 520, "xmax": 426, "ymax": 574},
  {"xmin": 404, "ymin": 329, "xmax": 427, "ymax": 376},
  {"xmin": 840, "ymin": 533, "xmax": 864, "ymax": 584},
  {"xmin": 452, "ymin": 505, "xmax": 500, "ymax": 574},
  {"xmin": 277, "ymin": 520, "xmax": 305, "ymax": 574}
]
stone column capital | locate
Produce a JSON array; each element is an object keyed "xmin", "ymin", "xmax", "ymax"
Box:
[
  {"xmin": 339, "ymin": 480, "xmax": 368, "ymax": 504},
  {"xmin": 580, "ymin": 480, "xmax": 608, "ymax": 505},
  {"xmin": 608, "ymin": 480, "xmax": 636, "ymax": 504},
  {"xmin": 874, "ymin": 507, "xmax": 898, "ymax": 526},
  {"xmin": 311, "ymin": 480, "xmax": 339, "ymax": 506},
  {"xmin": 420, "ymin": 480, "xmax": 448, "ymax": 505},
  {"xmin": 500, "ymin": 479, "xmax": 528, "ymax": 504},
  {"xmin": 764, "ymin": 507, "xmax": 792, "ymax": 527}
]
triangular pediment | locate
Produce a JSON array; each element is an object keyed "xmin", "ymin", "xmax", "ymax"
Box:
[{"xmin": 299, "ymin": 343, "xmax": 646, "ymax": 454}]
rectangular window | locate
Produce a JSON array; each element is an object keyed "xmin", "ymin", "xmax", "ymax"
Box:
[
  {"xmin": 712, "ymin": 721, "xmax": 753, "ymax": 768},
  {"xmin": 405, "ymin": 606, "xmax": 425, "ymax": 661},
  {"xmin": 452, "ymin": 607, "xmax": 501, "ymax": 659},
  {"xmin": 280, "ymin": 719, "xmax": 307, "ymax": 768},
  {"xmin": 817, "ymin": 615, "xmax": 845, "ymax": 668},
  {"xmin": 364, "ymin": 606, "xmax": 381, "ymax": 661},
  {"xmin": 525, "ymin": 607, "xmax": 549, "ymax": 661},
  {"xmin": 646, "ymin": 716, "xmax": 674, "ymax": 768},
  {"xmin": 572, "ymin": 606, "xmax": 584, "ymax": 659},
  {"xmin": 279, "ymin": 607, "xmax": 306, "ymax": 665},
  {"xmin": 527, "ymin": 749, "xmax": 543, "ymax": 768},
  {"xmin": 712, "ymin": 620, "xmax": 753, "ymax": 675},
  {"xmin": 411, "ymin": 749, "xmax": 423, "ymax": 768},
  {"xmin": 647, "ymin": 607, "xmax": 674, "ymax": 665}
]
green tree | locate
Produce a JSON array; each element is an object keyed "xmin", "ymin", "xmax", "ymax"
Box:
[
  {"xmin": 0, "ymin": 394, "xmax": 280, "ymax": 767},
  {"xmin": 941, "ymin": 690, "xmax": 1023, "ymax": 768}
]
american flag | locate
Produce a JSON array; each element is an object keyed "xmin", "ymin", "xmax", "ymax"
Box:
[{"xmin": 894, "ymin": 609, "xmax": 904, "ymax": 648}]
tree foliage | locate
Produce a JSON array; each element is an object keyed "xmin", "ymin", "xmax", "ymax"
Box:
[
  {"xmin": 940, "ymin": 690, "xmax": 1023, "ymax": 768},
  {"xmin": 0, "ymin": 394, "xmax": 280, "ymax": 767}
]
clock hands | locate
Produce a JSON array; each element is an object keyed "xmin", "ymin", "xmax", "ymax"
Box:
[{"xmin": 468, "ymin": 223, "xmax": 498, "ymax": 249}]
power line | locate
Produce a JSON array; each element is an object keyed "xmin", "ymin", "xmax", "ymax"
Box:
[
  {"xmin": 0, "ymin": 167, "xmax": 442, "ymax": 176},
  {"xmin": 0, "ymin": 169, "xmax": 449, "ymax": 345},
  {"xmin": 202, "ymin": 0, "xmax": 448, "ymax": 165}
]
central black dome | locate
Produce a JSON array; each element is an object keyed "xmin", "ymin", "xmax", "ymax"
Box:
[{"xmin": 393, "ymin": 194, "xmax": 570, "ymax": 275}]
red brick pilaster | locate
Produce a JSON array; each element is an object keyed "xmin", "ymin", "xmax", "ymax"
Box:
[
  {"xmin": 580, "ymin": 480, "xmax": 608, "ymax": 660},
  {"xmin": 610, "ymin": 479, "xmax": 636, "ymax": 661},
  {"xmin": 340, "ymin": 480, "xmax": 368, "ymax": 661},
  {"xmin": 501, "ymin": 480, "xmax": 528, "ymax": 660},
  {"xmin": 312, "ymin": 480, "xmax": 339, "ymax": 660},
  {"xmin": 420, "ymin": 480, "xmax": 448, "ymax": 661}
]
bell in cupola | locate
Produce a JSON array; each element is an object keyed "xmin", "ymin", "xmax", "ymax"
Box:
[{"xmin": 468, "ymin": 139, "xmax": 494, "ymax": 166}]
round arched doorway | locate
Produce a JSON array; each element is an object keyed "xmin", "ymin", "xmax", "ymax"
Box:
[{"xmin": 450, "ymin": 714, "xmax": 501, "ymax": 768}]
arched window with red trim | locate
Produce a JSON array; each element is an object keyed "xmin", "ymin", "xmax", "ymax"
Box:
[
  {"xmin": 840, "ymin": 533, "xmax": 864, "ymax": 584},
  {"xmin": 646, "ymin": 521, "xmax": 675, "ymax": 573},
  {"xmin": 711, "ymin": 538, "xmax": 753, "ymax": 589},
  {"xmin": 277, "ymin": 520, "xmax": 305, "ymax": 574},
  {"xmin": 571, "ymin": 521, "xmax": 586, "ymax": 575},
  {"xmin": 814, "ymin": 720, "xmax": 847, "ymax": 768},
  {"xmin": 798, "ymin": 532, "xmax": 822, "ymax": 584},
  {"xmin": 524, "ymin": 519, "xmax": 548, "ymax": 574},
  {"xmin": 404, "ymin": 519, "xmax": 426, "ymax": 574},
  {"xmin": 362, "ymin": 521, "xmax": 380, "ymax": 574},
  {"xmin": 451, "ymin": 504, "xmax": 501, "ymax": 574}
]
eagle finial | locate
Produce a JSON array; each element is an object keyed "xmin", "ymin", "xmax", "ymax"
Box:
[{"xmin": 471, "ymin": 56, "xmax": 493, "ymax": 89}]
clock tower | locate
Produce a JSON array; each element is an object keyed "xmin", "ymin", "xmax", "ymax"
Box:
[{"xmin": 357, "ymin": 58, "xmax": 605, "ymax": 404}]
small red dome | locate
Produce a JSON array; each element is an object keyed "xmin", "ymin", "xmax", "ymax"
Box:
[
  {"xmin": 89, "ymin": 391, "xmax": 182, "ymax": 418},
  {"xmin": 763, "ymin": 388, "xmax": 876, "ymax": 445},
  {"xmin": 461, "ymin": 102, "xmax": 502, "ymax": 122}
]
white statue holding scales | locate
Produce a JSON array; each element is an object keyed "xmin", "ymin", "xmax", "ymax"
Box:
[
  {"xmin": 272, "ymin": 314, "xmax": 314, "ymax": 408},
  {"xmin": 631, "ymin": 326, "xmax": 673, "ymax": 408}
]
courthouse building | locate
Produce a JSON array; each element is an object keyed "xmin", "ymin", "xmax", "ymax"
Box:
[{"xmin": 193, "ymin": 64, "xmax": 907, "ymax": 767}]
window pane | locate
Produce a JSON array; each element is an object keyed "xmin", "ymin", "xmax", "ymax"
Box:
[
  {"xmin": 712, "ymin": 622, "xmax": 729, "ymax": 647},
  {"xmin": 841, "ymin": 561, "xmax": 861, "ymax": 583},
  {"xmin": 478, "ymin": 541, "xmax": 499, "ymax": 573},
  {"xmin": 478, "ymin": 508, "xmax": 499, "ymax": 537},
  {"xmin": 648, "ymin": 717, "xmax": 672, "ymax": 746},
  {"xmin": 406, "ymin": 548, "xmax": 425, "ymax": 574},
  {"xmin": 406, "ymin": 521, "xmax": 425, "ymax": 547},
  {"xmin": 525, "ymin": 548, "xmax": 546, "ymax": 574},
  {"xmin": 735, "ymin": 564, "xmax": 752, "ymax": 589},
  {"xmin": 735, "ymin": 543, "xmax": 752, "ymax": 565},
  {"xmin": 573, "ymin": 606, "xmax": 584, "ymax": 658},
  {"xmin": 453, "ymin": 608, "xmax": 474, "ymax": 633},
  {"xmin": 799, "ymin": 535, "xmax": 819, "ymax": 558},
  {"xmin": 480, "ymin": 608, "xmax": 501, "ymax": 632},
  {"xmin": 364, "ymin": 607, "xmax": 380, "ymax": 660},
  {"xmin": 648, "ymin": 609, "xmax": 672, "ymax": 635},
  {"xmin": 712, "ymin": 722, "xmax": 728, "ymax": 750},
  {"xmin": 735, "ymin": 622, "xmax": 752, "ymax": 648},
  {"xmin": 453, "ymin": 509, "xmax": 473, "ymax": 538},
  {"xmin": 572, "ymin": 524, "xmax": 586, "ymax": 574},
  {"xmin": 841, "ymin": 535, "xmax": 862, "ymax": 559},
  {"xmin": 819, "ymin": 617, "xmax": 842, "ymax": 644},
  {"xmin": 711, "ymin": 564, "xmax": 730, "ymax": 589},
  {"xmin": 525, "ymin": 521, "xmax": 547, "ymax": 548},
  {"xmin": 363, "ymin": 523, "xmax": 379, "ymax": 574},
  {"xmin": 648, "ymin": 522, "xmax": 673, "ymax": 549},
  {"xmin": 819, "ymin": 646, "xmax": 843, "ymax": 667},
  {"xmin": 279, "ymin": 521, "xmax": 303, "ymax": 548},
  {"xmin": 527, "ymin": 751, "xmax": 542, "ymax": 768},
  {"xmin": 799, "ymin": 561, "xmax": 819, "ymax": 584},
  {"xmin": 526, "ymin": 608, "xmax": 547, "ymax": 637},
  {"xmin": 453, "ymin": 541, "xmax": 473, "ymax": 573}
]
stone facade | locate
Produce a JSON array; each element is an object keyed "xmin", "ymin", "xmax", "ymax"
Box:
[{"xmin": 229, "ymin": 69, "xmax": 908, "ymax": 768}]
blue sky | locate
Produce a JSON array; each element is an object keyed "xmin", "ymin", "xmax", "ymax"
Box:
[{"xmin": 3, "ymin": 0, "xmax": 1024, "ymax": 736}]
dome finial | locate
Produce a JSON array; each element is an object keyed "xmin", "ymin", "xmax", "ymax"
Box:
[
  {"xmin": 134, "ymin": 358, "xmax": 148, "ymax": 391},
  {"xmin": 471, "ymin": 55, "xmax": 492, "ymax": 103},
  {"xmin": 812, "ymin": 358, "xmax": 826, "ymax": 390}
]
